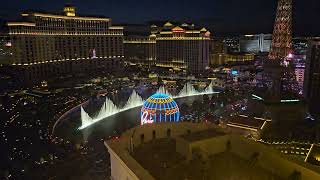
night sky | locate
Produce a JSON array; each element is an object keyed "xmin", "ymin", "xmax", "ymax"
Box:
[{"xmin": 1, "ymin": 0, "xmax": 320, "ymax": 36}]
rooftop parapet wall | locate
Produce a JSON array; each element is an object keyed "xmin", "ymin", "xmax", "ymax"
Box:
[
  {"xmin": 106, "ymin": 122, "xmax": 320, "ymax": 180},
  {"xmin": 228, "ymin": 135, "xmax": 320, "ymax": 180}
]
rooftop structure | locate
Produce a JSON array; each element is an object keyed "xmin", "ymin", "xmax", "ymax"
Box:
[
  {"xmin": 105, "ymin": 122, "xmax": 320, "ymax": 180},
  {"xmin": 227, "ymin": 114, "xmax": 270, "ymax": 139}
]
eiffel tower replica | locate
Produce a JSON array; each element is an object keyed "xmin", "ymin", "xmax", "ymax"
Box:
[
  {"xmin": 266, "ymin": 0, "xmax": 294, "ymax": 101},
  {"xmin": 249, "ymin": 0, "xmax": 305, "ymax": 123}
]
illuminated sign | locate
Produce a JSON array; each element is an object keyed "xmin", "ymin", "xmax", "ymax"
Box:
[
  {"xmin": 141, "ymin": 111, "xmax": 154, "ymax": 125},
  {"xmin": 231, "ymin": 70, "xmax": 238, "ymax": 76},
  {"xmin": 140, "ymin": 93, "xmax": 180, "ymax": 125}
]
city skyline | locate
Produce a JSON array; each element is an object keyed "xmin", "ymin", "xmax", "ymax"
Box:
[
  {"xmin": 1, "ymin": 0, "xmax": 320, "ymax": 179},
  {"xmin": 1, "ymin": 0, "xmax": 320, "ymax": 36}
]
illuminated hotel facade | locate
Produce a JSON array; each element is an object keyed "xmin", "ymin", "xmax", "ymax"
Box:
[
  {"xmin": 152, "ymin": 22, "xmax": 210, "ymax": 73},
  {"xmin": 5, "ymin": 5, "xmax": 124, "ymax": 85},
  {"xmin": 123, "ymin": 35, "xmax": 156, "ymax": 66}
]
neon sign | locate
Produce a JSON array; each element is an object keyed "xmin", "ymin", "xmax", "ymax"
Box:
[
  {"xmin": 141, "ymin": 111, "xmax": 154, "ymax": 125},
  {"xmin": 140, "ymin": 93, "xmax": 180, "ymax": 125}
]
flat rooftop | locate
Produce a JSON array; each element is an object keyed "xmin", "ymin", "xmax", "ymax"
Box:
[
  {"xmin": 132, "ymin": 138, "xmax": 283, "ymax": 180},
  {"xmin": 106, "ymin": 122, "xmax": 320, "ymax": 180},
  {"xmin": 181, "ymin": 129, "xmax": 226, "ymax": 142}
]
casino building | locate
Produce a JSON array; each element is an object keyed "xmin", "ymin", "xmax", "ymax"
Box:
[
  {"xmin": 152, "ymin": 22, "xmax": 210, "ymax": 73},
  {"xmin": 123, "ymin": 35, "xmax": 156, "ymax": 66},
  {"xmin": 4, "ymin": 4, "xmax": 124, "ymax": 85},
  {"xmin": 124, "ymin": 22, "xmax": 211, "ymax": 73}
]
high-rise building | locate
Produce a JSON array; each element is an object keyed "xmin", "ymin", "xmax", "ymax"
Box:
[
  {"xmin": 224, "ymin": 37, "xmax": 240, "ymax": 53},
  {"xmin": 304, "ymin": 39, "xmax": 320, "ymax": 115},
  {"xmin": 123, "ymin": 35, "xmax": 156, "ymax": 66},
  {"xmin": 152, "ymin": 22, "xmax": 210, "ymax": 73},
  {"xmin": 292, "ymin": 38, "xmax": 308, "ymax": 94},
  {"xmin": 0, "ymin": 35, "xmax": 12, "ymax": 63},
  {"xmin": 3, "ymin": 4, "xmax": 124, "ymax": 85},
  {"xmin": 210, "ymin": 38, "xmax": 254, "ymax": 66},
  {"xmin": 210, "ymin": 38, "xmax": 226, "ymax": 54},
  {"xmin": 294, "ymin": 62, "xmax": 305, "ymax": 93},
  {"xmin": 239, "ymin": 34, "xmax": 272, "ymax": 53}
]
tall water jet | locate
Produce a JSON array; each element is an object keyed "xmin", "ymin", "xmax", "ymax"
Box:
[
  {"xmin": 80, "ymin": 106, "xmax": 94, "ymax": 128},
  {"xmin": 123, "ymin": 90, "xmax": 144, "ymax": 110},
  {"xmin": 204, "ymin": 81, "xmax": 214, "ymax": 94},
  {"xmin": 95, "ymin": 100, "xmax": 107, "ymax": 120},
  {"xmin": 78, "ymin": 82, "xmax": 221, "ymax": 130},
  {"xmin": 178, "ymin": 83, "xmax": 199, "ymax": 97},
  {"xmin": 100, "ymin": 97, "xmax": 120, "ymax": 119},
  {"xmin": 157, "ymin": 86, "xmax": 172, "ymax": 97}
]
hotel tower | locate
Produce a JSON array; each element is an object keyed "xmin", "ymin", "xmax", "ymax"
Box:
[{"xmin": 5, "ymin": 4, "xmax": 124, "ymax": 85}]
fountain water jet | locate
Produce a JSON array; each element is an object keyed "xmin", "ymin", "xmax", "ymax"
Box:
[
  {"xmin": 78, "ymin": 82, "xmax": 221, "ymax": 130},
  {"xmin": 177, "ymin": 83, "xmax": 200, "ymax": 98},
  {"xmin": 80, "ymin": 106, "xmax": 94, "ymax": 128},
  {"xmin": 123, "ymin": 90, "xmax": 144, "ymax": 110},
  {"xmin": 157, "ymin": 86, "xmax": 172, "ymax": 97}
]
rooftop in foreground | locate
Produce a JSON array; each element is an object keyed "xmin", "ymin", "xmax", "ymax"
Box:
[
  {"xmin": 181, "ymin": 128, "xmax": 226, "ymax": 142},
  {"xmin": 132, "ymin": 138, "xmax": 282, "ymax": 180},
  {"xmin": 105, "ymin": 122, "xmax": 320, "ymax": 180}
]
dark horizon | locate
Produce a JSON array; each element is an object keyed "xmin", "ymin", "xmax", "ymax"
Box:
[{"xmin": 0, "ymin": 0, "xmax": 320, "ymax": 36}]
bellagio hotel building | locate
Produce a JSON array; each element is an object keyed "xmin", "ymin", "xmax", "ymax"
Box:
[{"xmin": 5, "ymin": 5, "xmax": 124, "ymax": 85}]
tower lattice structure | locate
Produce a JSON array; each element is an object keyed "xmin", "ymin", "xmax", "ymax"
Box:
[
  {"xmin": 268, "ymin": 0, "xmax": 292, "ymax": 60},
  {"xmin": 263, "ymin": 0, "xmax": 297, "ymax": 101}
]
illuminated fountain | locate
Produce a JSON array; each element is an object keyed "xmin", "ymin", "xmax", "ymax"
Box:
[
  {"xmin": 157, "ymin": 86, "xmax": 172, "ymax": 97},
  {"xmin": 123, "ymin": 90, "xmax": 144, "ymax": 110},
  {"xmin": 96, "ymin": 98, "xmax": 119, "ymax": 120},
  {"xmin": 80, "ymin": 107, "xmax": 94, "ymax": 128},
  {"xmin": 78, "ymin": 82, "xmax": 220, "ymax": 130},
  {"xmin": 177, "ymin": 83, "xmax": 199, "ymax": 98}
]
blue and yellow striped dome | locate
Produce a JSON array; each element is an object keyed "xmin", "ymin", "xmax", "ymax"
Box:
[{"xmin": 141, "ymin": 93, "xmax": 180, "ymax": 125}]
